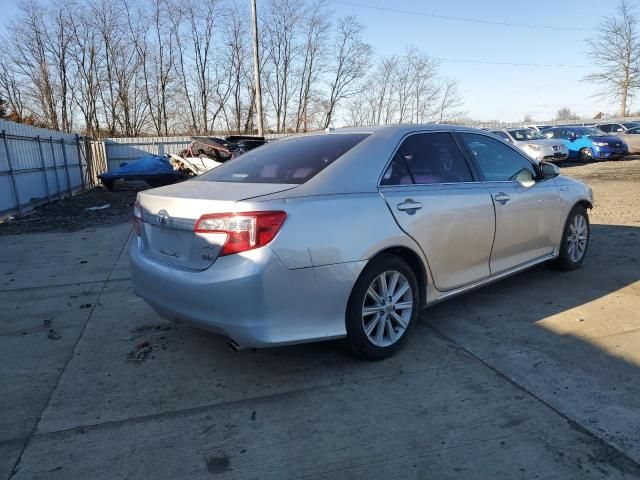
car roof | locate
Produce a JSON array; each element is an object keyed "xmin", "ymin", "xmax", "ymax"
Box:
[
  {"xmin": 263, "ymin": 124, "xmax": 508, "ymax": 198},
  {"xmin": 323, "ymin": 123, "xmax": 479, "ymax": 135}
]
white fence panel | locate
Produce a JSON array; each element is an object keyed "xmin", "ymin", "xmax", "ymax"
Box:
[
  {"xmin": 104, "ymin": 136, "xmax": 192, "ymax": 171},
  {"xmin": 0, "ymin": 120, "xmax": 101, "ymax": 219}
]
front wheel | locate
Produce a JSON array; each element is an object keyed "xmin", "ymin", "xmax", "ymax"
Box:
[
  {"xmin": 345, "ymin": 254, "xmax": 419, "ymax": 360},
  {"xmin": 553, "ymin": 205, "xmax": 590, "ymax": 270},
  {"xmin": 579, "ymin": 148, "xmax": 594, "ymax": 163}
]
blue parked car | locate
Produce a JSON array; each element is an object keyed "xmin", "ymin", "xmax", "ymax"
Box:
[{"xmin": 541, "ymin": 126, "xmax": 628, "ymax": 162}]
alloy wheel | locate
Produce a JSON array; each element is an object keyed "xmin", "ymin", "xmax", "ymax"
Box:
[
  {"xmin": 567, "ymin": 214, "xmax": 588, "ymax": 262},
  {"xmin": 362, "ymin": 270, "xmax": 413, "ymax": 347}
]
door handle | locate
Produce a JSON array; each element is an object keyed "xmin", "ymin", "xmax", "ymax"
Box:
[
  {"xmin": 493, "ymin": 192, "xmax": 511, "ymax": 205},
  {"xmin": 397, "ymin": 199, "xmax": 423, "ymax": 212}
]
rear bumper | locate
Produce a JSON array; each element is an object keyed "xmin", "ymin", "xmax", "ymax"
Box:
[{"xmin": 130, "ymin": 239, "xmax": 365, "ymax": 347}]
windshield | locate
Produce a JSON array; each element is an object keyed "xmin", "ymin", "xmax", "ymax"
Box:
[
  {"xmin": 507, "ymin": 129, "xmax": 546, "ymax": 141},
  {"xmin": 197, "ymin": 133, "xmax": 370, "ymax": 184},
  {"xmin": 573, "ymin": 127, "xmax": 606, "ymax": 137}
]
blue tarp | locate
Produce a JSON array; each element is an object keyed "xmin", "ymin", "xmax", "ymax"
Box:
[{"xmin": 99, "ymin": 154, "xmax": 175, "ymax": 179}]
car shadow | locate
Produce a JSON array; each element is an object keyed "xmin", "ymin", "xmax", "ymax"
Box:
[{"xmin": 421, "ymin": 223, "xmax": 640, "ymax": 462}]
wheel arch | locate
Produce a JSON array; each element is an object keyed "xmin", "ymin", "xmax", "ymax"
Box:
[
  {"xmin": 574, "ymin": 199, "xmax": 593, "ymax": 210},
  {"xmin": 367, "ymin": 246, "xmax": 429, "ymax": 309}
]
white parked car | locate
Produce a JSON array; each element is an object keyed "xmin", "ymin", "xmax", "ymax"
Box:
[{"xmin": 491, "ymin": 128, "xmax": 568, "ymax": 162}]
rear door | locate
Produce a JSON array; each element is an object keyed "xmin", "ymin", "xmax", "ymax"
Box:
[
  {"xmin": 379, "ymin": 132, "xmax": 495, "ymax": 291},
  {"xmin": 457, "ymin": 132, "xmax": 562, "ymax": 274}
]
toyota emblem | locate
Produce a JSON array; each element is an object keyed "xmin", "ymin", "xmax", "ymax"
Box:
[{"xmin": 157, "ymin": 209, "xmax": 169, "ymax": 226}]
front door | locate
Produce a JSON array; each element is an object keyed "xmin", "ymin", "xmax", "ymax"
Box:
[
  {"xmin": 457, "ymin": 132, "xmax": 562, "ymax": 274},
  {"xmin": 379, "ymin": 132, "xmax": 495, "ymax": 291}
]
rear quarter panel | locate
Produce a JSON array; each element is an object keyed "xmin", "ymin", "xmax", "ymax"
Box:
[{"xmin": 253, "ymin": 193, "xmax": 430, "ymax": 277}]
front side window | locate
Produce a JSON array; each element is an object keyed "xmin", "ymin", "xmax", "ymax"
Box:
[
  {"xmin": 198, "ymin": 133, "xmax": 369, "ymax": 184},
  {"xmin": 381, "ymin": 132, "xmax": 473, "ymax": 185},
  {"xmin": 598, "ymin": 124, "xmax": 612, "ymax": 132},
  {"xmin": 458, "ymin": 133, "xmax": 536, "ymax": 183}
]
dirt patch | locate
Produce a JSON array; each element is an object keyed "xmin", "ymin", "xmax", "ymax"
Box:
[
  {"xmin": 560, "ymin": 157, "xmax": 640, "ymax": 183},
  {"xmin": 0, "ymin": 185, "xmax": 143, "ymax": 235},
  {"xmin": 560, "ymin": 158, "xmax": 640, "ymax": 226}
]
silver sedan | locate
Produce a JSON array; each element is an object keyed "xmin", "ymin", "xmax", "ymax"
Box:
[{"xmin": 130, "ymin": 125, "xmax": 594, "ymax": 359}]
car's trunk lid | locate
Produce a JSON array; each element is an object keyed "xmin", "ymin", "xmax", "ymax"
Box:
[{"xmin": 137, "ymin": 181, "xmax": 295, "ymax": 270}]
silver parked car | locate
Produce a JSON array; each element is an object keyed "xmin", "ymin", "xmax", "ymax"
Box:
[
  {"xmin": 131, "ymin": 125, "xmax": 593, "ymax": 359},
  {"xmin": 491, "ymin": 128, "xmax": 569, "ymax": 162},
  {"xmin": 614, "ymin": 126, "xmax": 640, "ymax": 154}
]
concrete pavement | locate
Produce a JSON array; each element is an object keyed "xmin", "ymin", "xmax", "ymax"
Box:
[{"xmin": 1, "ymin": 219, "xmax": 640, "ymax": 479}]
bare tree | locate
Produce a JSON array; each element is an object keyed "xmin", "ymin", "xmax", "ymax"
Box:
[
  {"xmin": 0, "ymin": 55, "xmax": 26, "ymax": 119},
  {"xmin": 10, "ymin": 1, "xmax": 60, "ymax": 128},
  {"xmin": 437, "ymin": 78, "xmax": 465, "ymax": 122},
  {"xmin": 263, "ymin": 0, "xmax": 305, "ymax": 132},
  {"xmin": 323, "ymin": 16, "xmax": 371, "ymax": 129},
  {"xmin": 294, "ymin": 1, "xmax": 329, "ymax": 132},
  {"xmin": 0, "ymin": 0, "xmax": 465, "ymax": 136},
  {"xmin": 556, "ymin": 107, "xmax": 579, "ymax": 121},
  {"xmin": 585, "ymin": 0, "xmax": 640, "ymax": 116}
]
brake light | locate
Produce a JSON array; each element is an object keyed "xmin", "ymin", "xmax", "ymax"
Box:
[
  {"xmin": 133, "ymin": 201, "xmax": 143, "ymax": 236},
  {"xmin": 194, "ymin": 211, "xmax": 287, "ymax": 256}
]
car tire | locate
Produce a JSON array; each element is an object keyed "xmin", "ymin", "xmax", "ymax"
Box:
[
  {"xmin": 345, "ymin": 254, "xmax": 419, "ymax": 360},
  {"xmin": 553, "ymin": 205, "xmax": 590, "ymax": 271},
  {"xmin": 579, "ymin": 148, "xmax": 593, "ymax": 163}
]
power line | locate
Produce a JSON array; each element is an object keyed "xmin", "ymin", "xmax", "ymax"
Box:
[
  {"xmin": 330, "ymin": 0, "xmax": 589, "ymax": 32},
  {"xmin": 375, "ymin": 52, "xmax": 587, "ymax": 68},
  {"xmin": 434, "ymin": 57, "xmax": 587, "ymax": 68}
]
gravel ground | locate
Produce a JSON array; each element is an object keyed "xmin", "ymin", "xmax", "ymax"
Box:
[
  {"xmin": 563, "ymin": 157, "xmax": 640, "ymax": 226},
  {"xmin": 0, "ymin": 186, "xmax": 142, "ymax": 235},
  {"xmin": 1, "ymin": 158, "xmax": 639, "ymax": 235}
]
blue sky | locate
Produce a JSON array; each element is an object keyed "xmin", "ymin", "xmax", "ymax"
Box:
[
  {"xmin": 334, "ymin": 0, "xmax": 616, "ymax": 122},
  {"xmin": 0, "ymin": 0, "xmax": 622, "ymax": 122}
]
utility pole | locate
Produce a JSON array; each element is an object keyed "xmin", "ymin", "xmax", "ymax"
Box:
[{"xmin": 251, "ymin": 0, "xmax": 265, "ymax": 136}]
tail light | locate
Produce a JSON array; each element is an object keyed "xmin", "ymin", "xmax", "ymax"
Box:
[
  {"xmin": 133, "ymin": 201, "xmax": 143, "ymax": 236},
  {"xmin": 194, "ymin": 211, "xmax": 287, "ymax": 256}
]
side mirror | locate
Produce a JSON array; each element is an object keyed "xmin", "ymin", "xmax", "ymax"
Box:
[{"xmin": 539, "ymin": 161, "xmax": 560, "ymax": 180}]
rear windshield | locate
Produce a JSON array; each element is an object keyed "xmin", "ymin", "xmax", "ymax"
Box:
[{"xmin": 197, "ymin": 133, "xmax": 370, "ymax": 184}]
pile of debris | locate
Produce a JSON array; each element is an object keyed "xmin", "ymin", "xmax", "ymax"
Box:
[{"xmin": 99, "ymin": 135, "xmax": 266, "ymax": 189}]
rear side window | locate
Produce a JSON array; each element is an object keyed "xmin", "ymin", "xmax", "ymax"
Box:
[
  {"xmin": 381, "ymin": 133, "xmax": 473, "ymax": 185},
  {"xmin": 542, "ymin": 129, "xmax": 555, "ymax": 138},
  {"xmin": 459, "ymin": 133, "xmax": 536, "ymax": 182},
  {"xmin": 492, "ymin": 131, "xmax": 511, "ymax": 142},
  {"xmin": 198, "ymin": 133, "xmax": 369, "ymax": 184}
]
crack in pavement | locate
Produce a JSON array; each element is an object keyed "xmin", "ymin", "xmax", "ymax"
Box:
[
  {"xmin": 427, "ymin": 323, "xmax": 640, "ymax": 476},
  {"xmin": 8, "ymin": 228, "xmax": 133, "ymax": 479}
]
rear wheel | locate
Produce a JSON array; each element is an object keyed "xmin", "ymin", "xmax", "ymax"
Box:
[
  {"xmin": 345, "ymin": 254, "xmax": 419, "ymax": 360},
  {"xmin": 553, "ymin": 205, "xmax": 590, "ymax": 270},
  {"xmin": 579, "ymin": 147, "xmax": 594, "ymax": 163}
]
